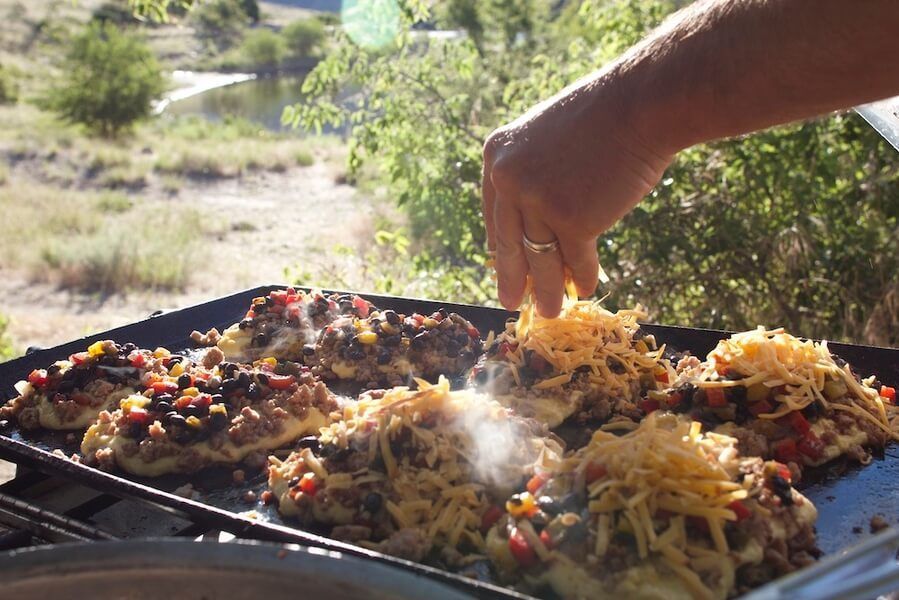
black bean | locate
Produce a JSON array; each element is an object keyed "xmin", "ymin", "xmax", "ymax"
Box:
[
  {"xmin": 237, "ymin": 372, "xmax": 251, "ymax": 389},
  {"xmin": 377, "ymin": 350, "xmax": 392, "ymax": 365},
  {"xmin": 289, "ymin": 476, "xmax": 301, "ymax": 488},
  {"xmin": 347, "ymin": 346, "xmax": 366, "ymax": 361},
  {"xmin": 438, "ymin": 308, "xmax": 448, "ymax": 318},
  {"xmin": 363, "ymin": 492, "xmax": 383, "ymax": 513},
  {"xmin": 459, "ymin": 350, "xmax": 474, "ymax": 364},
  {"xmin": 253, "ymin": 332, "xmax": 269, "ymax": 346},
  {"xmin": 297, "ymin": 436, "xmax": 321, "ymax": 453},
  {"xmin": 167, "ymin": 413, "xmax": 185, "ymax": 427},
  {"xmin": 302, "ymin": 344, "xmax": 316, "ymax": 356},
  {"xmin": 455, "ymin": 333, "xmax": 470, "ymax": 346},
  {"xmin": 402, "ymin": 323, "xmax": 417, "ymax": 336},
  {"xmin": 256, "ymin": 373, "xmax": 269, "ymax": 386},
  {"xmin": 122, "ymin": 343, "xmax": 137, "ymax": 354},
  {"xmin": 57, "ymin": 380, "xmax": 75, "ymax": 393},
  {"xmin": 209, "ymin": 411, "xmax": 228, "ymax": 431},
  {"xmin": 177, "ymin": 374, "xmax": 192, "ymax": 389},
  {"xmin": 182, "ymin": 405, "xmax": 202, "ymax": 419},
  {"xmin": 445, "ymin": 340, "xmax": 461, "ymax": 357},
  {"xmin": 383, "ymin": 335, "xmax": 401, "ymax": 347},
  {"xmin": 155, "ymin": 401, "xmax": 172, "ymax": 414},
  {"xmin": 221, "ymin": 379, "xmax": 239, "ymax": 394},
  {"xmin": 167, "ymin": 355, "xmax": 183, "ymax": 364},
  {"xmin": 339, "ymin": 300, "xmax": 353, "ymax": 313},
  {"xmin": 238, "ymin": 319, "xmax": 254, "ymax": 330},
  {"xmin": 246, "ymin": 383, "xmax": 261, "ymax": 399},
  {"xmin": 411, "ymin": 332, "xmax": 429, "ymax": 350},
  {"xmin": 537, "ymin": 496, "xmax": 561, "ymax": 515},
  {"xmin": 210, "ymin": 394, "xmax": 224, "ymax": 404},
  {"xmin": 47, "ymin": 364, "xmax": 62, "ymax": 376},
  {"xmin": 383, "ymin": 310, "xmax": 400, "ymax": 325},
  {"xmin": 265, "ymin": 295, "xmax": 275, "ymax": 306}
]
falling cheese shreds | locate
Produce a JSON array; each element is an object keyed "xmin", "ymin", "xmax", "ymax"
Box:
[{"xmin": 692, "ymin": 327, "xmax": 898, "ymax": 440}]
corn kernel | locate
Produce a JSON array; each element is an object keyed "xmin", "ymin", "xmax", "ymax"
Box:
[
  {"xmin": 87, "ymin": 341, "xmax": 106, "ymax": 357},
  {"xmin": 506, "ymin": 492, "xmax": 538, "ymax": 518},
  {"xmin": 121, "ymin": 394, "xmax": 150, "ymax": 413},
  {"xmin": 209, "ymin": 404, "xmax": 227, "ymax": 416},
  {"xmin": 260, "ymin": 357, "xmax": 277, "ymax": 368},
  {"xmin": 381, "ymin": 322, "xmax": 397, "ymax": 335},
  {"xmin": 153, "ymin": 347, "xmax": 171, "ymax": 358},
  {"xmin": 357, "ymin": 331, "xmax": 378, "ymax": 345},
  {"xmin": 185, "ymin": 416, "xmax": 201, "ymax": 428},
  {"xmin": 422, "ymin": 317, "xmax": 439, "ymax": 330},
  {"xmin": 182, "ymin": 387, "xmax": 199, "ymax": 397},
  {"xmin": 169, "ymin": 362, "xmax": 185, "ymax": 377}
]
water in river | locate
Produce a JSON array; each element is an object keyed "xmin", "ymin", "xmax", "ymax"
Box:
[{"xmin": 166, "ymin": 75, "xmax": 311, "ymax": 133}]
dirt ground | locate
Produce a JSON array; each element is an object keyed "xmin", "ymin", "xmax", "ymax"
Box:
[{"xmin": 0, "ymin": 162, "xmax": 387, "ymax": 352}]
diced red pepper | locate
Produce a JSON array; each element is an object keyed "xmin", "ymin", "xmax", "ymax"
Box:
[
  {"xmin": 539, "ymin": 529, "xmax": 553, "ymax": 549},
  {"xmin": 881, "ymin": 386, "xmax": 896, "ymax": 404},
  {"xmin": 467, "ymin": 325, "xmax": 480, "ymax": 339},
  {"xmin": 27, "ymin": 369, "xmax": 48, "ymax": 388},
  {"xmin": 268, "ymin": 304, "xmax": 284, "ymax": 315},
  {"xmin": 775, "ymin": 462, "xmax": 792, "ymax": 484},
  {"xmin": 497, "ymin": 342, "xmax": 512, "ymax": 358},
  {"xmin": 585, "ymin": 462, "xmax": 608, "ymax": 484},
  {"xmin": 270, "ymin": 290, "xmax": 288, "ymax": 305},
  {"xmin": 728, "ymin": 500, "xmax": 752, "ymax": 521},
  {"xmin": 151, "ymin": 381, "xmax": 179, "ymax": 395},
  {"xmin": 666, "ymin": 391, "xmax": 684, "ymax": 408},
  {"xmin": 654, "ymin": 370, "xmax": 669, "ymax": 384},
  {"xmin": 705, "ymin": 387, "xmax": 727, "ymax": 407},
  {"xmin": 69, "ymin": 352, "xmax": 90, "ymax": 366},
  {"xmin": 773, "ymin": 438, "xmax": 800, "ymax": 464},
  {"xmin": 526, "ymin": 473, "xmax": 550, "ymax": 495},
  {"xmin": 175, "ymin": 396, "xmax": 192, "ymax": 409},
  {"xmin": 246, "ymin": 310, "xmax": 256, "ymax": 319},
  {"xmin": 748, "ymin": 399, "xmax": 774, "ymax": 417},
  {"xmin": 129, "ymin": 351, "xmax": 146, "ymax": 368},
  {"xmin": 352, "ymin": 296, "xmax": 370, "ymax": 318},
  {"xmin": 508, "ymin": 528, "xmax": 537, "ymax": 568},
  {"xmin": 128, "ymin": 407, "xmax": 151, "ymax": 425},
  {"xmin": 267, "ymin": 374, "xmax": 296, "ymax": 390},
  {"xmin": 190, "ymin": 394, "xmax": 212, "ymax": 410},
  {"xmin": 787, "ymin": 411, "xmax": 811, "ymax": 435},
  {"xmin": 411, "ymin": 313, "xmax": 424, "ymax": 326},
  {"xmin": 298, "ymin": 473, "xmax": 318, "ymax": 497},
  {"xmin": 639, "ymin": 398, "xmax": 660, "ymax": 414},
  {"xmin": 480, "ymin": 505, "xmax": 504, "ymax": 533},
  {"xmin": 798, "ymin": 430, "xmax": 825, "ymax": 461},
  {"xmin": 430, "ymin": 311, "xmax": 444, "ymax": 322}
]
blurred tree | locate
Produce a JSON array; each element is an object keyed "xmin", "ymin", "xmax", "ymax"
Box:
[
  {"xmin": 0, "ymin": 64, "xmax": 19, "ymax": 104},
  {"xmin": 288, "ymin": 0, "xmax": 899, "ymax": 344},
  {"xmin": 282, "ymin": 18, "xmax": 326, "ymax": 59},
  {"xmin": 47, "ymin": 21, "xmax": 164, "ymax": 137},
  {"xmin": 239, "ymin": 29, "xmax": 286, "ymax": 67}
]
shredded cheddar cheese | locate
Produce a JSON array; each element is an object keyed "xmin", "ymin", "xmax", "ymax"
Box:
[{"xmin": 695, "ymin": 327, "xmax": 897, "ymax": 439}]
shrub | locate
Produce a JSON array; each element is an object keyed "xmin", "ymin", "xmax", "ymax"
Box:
[
  {"xmin": 92, "ymin": 2, "xmax": 140, "ymax": 26},
  {"xmin": 47, "ymin": 22, "xmax": 164, "ymax": 137},
  {"xmin": 282, "ymin": 18, "xmax": 325, "ymax": 59},
  {"xmin": 192, "ymin": 0, "xmax": 254, "ymax": 49},
  {"xmin": 239, "ymin": 29, "xmax": 286, "ymax": 67},
  {"xmin": 0, "ymin": 64, "xmax": 19, "ymax": 104},
  {"xmin": 0, "ymin": 314, "xmax": 14, "ymax": 362}
]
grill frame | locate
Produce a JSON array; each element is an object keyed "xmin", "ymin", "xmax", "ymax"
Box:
[{"xmin": 0, "ymin": 284, "xmax": 897, "ymax": 598}]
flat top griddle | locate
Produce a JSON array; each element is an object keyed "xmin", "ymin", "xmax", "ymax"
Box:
[{"xmin": 0, "ymin": 285, "xmax": 897, "ymax": 598}]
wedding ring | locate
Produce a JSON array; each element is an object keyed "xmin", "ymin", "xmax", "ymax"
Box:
[{"xmin": 522, "ymin": 233, "xmax": 560, "ymax": 254}]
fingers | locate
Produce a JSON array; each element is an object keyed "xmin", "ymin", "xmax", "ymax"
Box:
[
  {"xmin": 559, "ymin": 236, "xmax": 600, "ymax": 298},
  {"xmin": 481, "ymin": 159, "xmax": 496, "ymax": 253},
  {"xmin": 493, "ymin": 196, "xmax": 528, "ymax": 310},
  {"xmin": 521, "ymin": 214, "xmax": 565, "ymax": 318}
]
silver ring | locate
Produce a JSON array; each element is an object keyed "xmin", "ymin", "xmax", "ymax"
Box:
[{"xmin": 522, "ymin": 233, "xmax": 560, "ymax": 254}]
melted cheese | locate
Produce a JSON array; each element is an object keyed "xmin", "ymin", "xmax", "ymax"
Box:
[{"xmin": 36, "ymin": 386, "xmax": 135, "ymax": 430}]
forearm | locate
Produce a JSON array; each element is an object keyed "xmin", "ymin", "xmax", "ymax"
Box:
[{"xmin": 609, "ymin": 0, "xmax": 899, "ymax": 153}]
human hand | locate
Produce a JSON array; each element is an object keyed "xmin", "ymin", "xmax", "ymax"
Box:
[{"xmin": 482, "ymin": 71, "xmax": 675, "ymax": 318}]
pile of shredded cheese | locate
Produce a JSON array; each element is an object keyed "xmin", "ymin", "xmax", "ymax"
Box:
[
  {"xmin": 503, "ymin": 280, "xmax": 670, "ymax": 393},
  {"xmin": 693, "ymin": 327, "xmax": 897, "ymax": 439},
  {"xmin": 567, "ymin": 413, "xmax": 749, "ymax": 599},
  {"xmin": 309, "ymin": 377, "xmax": 561, "ymax": 552}
]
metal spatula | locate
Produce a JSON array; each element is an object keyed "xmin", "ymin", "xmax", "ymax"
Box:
[{"xmin": 857, "ymin": 96, "xmax": 899, "ymax": 152}]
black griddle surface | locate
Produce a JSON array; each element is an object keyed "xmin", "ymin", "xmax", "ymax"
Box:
[{"xmin": 0, "ymin": 285, "xmax": 898, "ymax": 594}]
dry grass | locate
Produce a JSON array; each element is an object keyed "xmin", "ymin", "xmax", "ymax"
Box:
[{"xmin": 0, "ymin": 181, "xmax": 215, "ymax": 294}]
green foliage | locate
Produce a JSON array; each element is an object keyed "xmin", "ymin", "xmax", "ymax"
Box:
[
  {"xmin": 192, "ymin": 0, "xmax": 254, "ymax": 49},
  {"xmin": 291, "ymin": 0, "xmax": 899, "ymax": 345},
  {"xmin": 130, "ymin": 0, "xmax": 198, "ymax": 22},
  {"xmin": 0, "ymin": 64, "xmax": 20, "ymax": 104},
  {"xmin": 282, "ymin": 18, "xmax": 326, "ymax": 59},
  {"xmin": 238, "ymin": 29, "xmax": 286, "ymax": 67},
  {"xmin": 93, "ymin": 2, "xmax": 141, "ymax": 26},
  {"xmin": 47, "ymin": 22, "xmax": 164, "ymax": 137}
]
